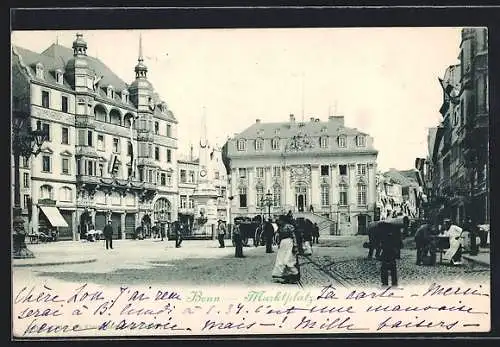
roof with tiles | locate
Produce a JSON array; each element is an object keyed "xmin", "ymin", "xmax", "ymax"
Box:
[
  {"xmin": 13, "ymin": 42, "xmax": 178, "ymax": 121},
  {"xmin": 234, "ymin": 116, "xmax": 367, "ymax": 140}
]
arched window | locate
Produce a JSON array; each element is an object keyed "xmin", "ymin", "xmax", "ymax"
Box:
[
  {"xmin": 154, "ymin": 198, "xmax": 172, "ymax": 222},
  {"xmin": 59, "ymin": 186, "xmax": 72, "ymax": 202},
  {"xmin": 338, "ymin": 135, "xmax": 346, "ymax": 148},
  {"xmin": 237, "ymin": 139, "xmax": 246, "ymax": 151},
  {"xmin": 94, "ymin": 104, "xmax": 107, "ymax": 122},
  {"xmin": 320, "ymin": 136, "xmax": 329, "ymax": 148},
  {"xmin": 107, "ymin": 85, "xmax": 114, "ymax": 99},
  {"xmin": 121, "ymin": 90, "xmax": 129, "ymax": 104},
  {"xmin": 40, "ymin": 185, "xmax": 53, "ymax": 200},
  {"xmin": 124, "ymin": 113, "xmax": 134, "ymax": 128},
  {"xmin": 356, "ymin": 135, "xmax": 366, "ymax": 147},
  {"xmin": 35, "ymin": 62, "xmax": 44, "ymax": 79},
  {"xmin": 255, "ymin": 138, "xmax": 264, "ymax": 151},
  {"xmin": 271, "ymin": 137, "xmax": 280, "ymax": 150},
  {"xmin": 109, "ymin": 109, "xmax": 121, "ymax": 126}
]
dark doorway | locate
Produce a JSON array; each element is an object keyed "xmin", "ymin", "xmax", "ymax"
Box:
[
  {"xmin": 298, "ymin": 195, "xmax": 304, "ymax": 212},
  {"xmin": 357, "ymin": 214, "xmax": 368, "ymax": 235}
]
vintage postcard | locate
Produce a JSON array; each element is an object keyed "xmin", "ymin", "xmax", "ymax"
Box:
[{"xmin": 11, "ymin": 25, "xmax": 490, "ymax": 337}]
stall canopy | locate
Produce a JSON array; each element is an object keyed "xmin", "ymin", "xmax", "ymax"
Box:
[{"xmin": 40, "ymin": 206, "xmax": 69, "ymax": 227}]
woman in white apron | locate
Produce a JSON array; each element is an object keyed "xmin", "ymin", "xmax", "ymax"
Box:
[
  {"xmin": 442, "ymin": 219, "xmax": 464, "ymax": 265},
  {"xmin": 272, "ymin": 216, "xmax": 300, "ymax": 284}
]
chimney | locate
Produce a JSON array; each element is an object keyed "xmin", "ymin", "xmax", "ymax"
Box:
[
  {"xmin": 190, "ymin": 144, "xmax": 194, "ymax": 161},
  {"xmin": 256, "ymin": 119, "xmax": 261, "ymax": 123},
  {"xmin": 330, "ymin": 115, "xmax": 345, "ymax": 126},
  {"xmin": 289, "ymin": 114, "xmax": 295, "ymax": 122}
]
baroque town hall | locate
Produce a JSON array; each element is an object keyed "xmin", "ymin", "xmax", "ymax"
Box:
[{"xmin": 12, "ymin": 33, "xmax": 178, "ymax": 240}]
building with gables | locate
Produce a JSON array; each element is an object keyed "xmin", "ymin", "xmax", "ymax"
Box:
[
  {"xmin": 222, "ymin": 114, "xmax": 378, "ymax": 235},
  {"xmin": 427, "ymin": 27, "xmax": 489, "ymax": 226},
  {"xmin": 12, "ymin": 33, "xmax": 179, "ymax": 240}
]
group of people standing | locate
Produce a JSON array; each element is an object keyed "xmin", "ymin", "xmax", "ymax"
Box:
[{"xmin": 366, "ymin": 214, "xmax": 484, "ymax": 287}]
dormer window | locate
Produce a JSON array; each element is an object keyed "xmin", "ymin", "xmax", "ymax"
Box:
[
  {"xmin": 121, "ymin": 90, "xmax": 129, "ymax": 103},
  {"xmin": 274, "ymin": 128, "xmax": 280, "ymax": 135},
  {"xmin": 255, "ymin": 138, "xmax": 264, "ymax": 151},
  {"xmin": 55, "ymin": 69, "xmax": 64, "ymax": 84},
  {"xmin": 237, "ymin": 139, "xmax": 247, "ymax": 151},
  {"xmin": 356, "ymin": 135, "xmax": 366, "ymax": 147},
  {"xmin": 107, "ymin": 85, "xmax": 114, "ymax": 99},
  {"xmin": 320, "ymin": 136, "xmax": 329, "ymax": 148},
  {"xmin": 35, "ymin": 62, "xmax": 44, "ymax": 79},
  {"xmin": 271, "ymin": 137, "xmax": 280, "ymax": 150},
  {"xmin": 321, "ymin": 127, "xmax": 327, "ymax": 133},
  {"xmin": 338, "ymin": 135, "xmax": 346, "ymax": 148}
]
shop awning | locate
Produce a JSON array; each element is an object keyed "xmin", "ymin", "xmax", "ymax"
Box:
[{"xmin": 40, "ymin": 206, "xmax": 69, "ymax": 227}]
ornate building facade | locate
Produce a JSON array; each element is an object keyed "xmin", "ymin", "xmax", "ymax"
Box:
[
  {"xmin": 12, "ymin": 33, "xmax": 179, "ymax": 240},
  {"xmin": 427, "ymin": 27, "xmax": 489, "ymax": 226},
  {"xmin": 223, "ymin": 114, "xmax": 378, "ymax": 235}
]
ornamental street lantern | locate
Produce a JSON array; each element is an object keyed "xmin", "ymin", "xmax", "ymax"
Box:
[
  {"xmin": 12, "ymin": 112, "xmax": 48, "ymax": 259},
  {"xmin": 263, "ymin": 190, "xmax": 273, "ymax": 220}
]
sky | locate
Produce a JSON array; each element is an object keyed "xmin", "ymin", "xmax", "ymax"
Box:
[{"xmin": 11, "ymin": 28, "xmax": 463, "ymax": 172}]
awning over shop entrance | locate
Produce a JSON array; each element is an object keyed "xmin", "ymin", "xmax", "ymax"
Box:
[{"xmin": 40, "ymin": 206, "xmax": 69, "ymax": 227}]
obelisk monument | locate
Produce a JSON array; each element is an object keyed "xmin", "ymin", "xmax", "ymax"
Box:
[{"xmin": 192, "ymin": 107, "xmax": 219, "ymax": 236}]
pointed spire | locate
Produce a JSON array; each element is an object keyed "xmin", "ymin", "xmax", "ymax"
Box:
[
  {"xmin": 134, "ymin": 32, "xmax": 148, "ymax": 78},
  {"xmin": 201, "ymin": 106, "xmax": 207, "ymax": 144},
  {"xmin": 138, "ymin": 33, "xmax": 144, "ymax": 62}
]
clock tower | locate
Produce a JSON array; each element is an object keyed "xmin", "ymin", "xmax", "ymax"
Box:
[{"xmin": 192, "ymin": 107, "xmax": 219, "ymax": 236}]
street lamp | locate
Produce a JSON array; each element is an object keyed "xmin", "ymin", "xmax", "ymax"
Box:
[
  {"xmin": 12, "ymin": 112, "xmax": 47, "ymax": 259},
  {"xmin": 263, "ymin": 189, "xmax": 273, "ymax": 220}
]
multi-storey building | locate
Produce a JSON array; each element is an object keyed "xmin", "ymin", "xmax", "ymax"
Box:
[
  {"xmin": 12, "ymin": 33, "xmax": 179, "ymax": 240},
  {"xmin": 382, "ymin": 169, "xmax": 420, "ymax": 219},
  {"xmin": 375, "ymin": 173, "xmax": 403, "ymax": 221},
  {"xmin": 223, "ymin": 114, "xmax": 378, "ymax": 235},
  {"xmin": 429, "ymin": 27, "xmax": 489, "ymax": 226}
]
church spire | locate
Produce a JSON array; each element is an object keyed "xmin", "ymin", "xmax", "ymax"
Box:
[{"xmin": 135, "ymin": 33, "xmax": 148, "ymax": 78}]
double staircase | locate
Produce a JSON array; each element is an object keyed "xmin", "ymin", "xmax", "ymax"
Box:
[{"xmin": 294, "ymin": 212, "xmax": 337, "ymax": 236}]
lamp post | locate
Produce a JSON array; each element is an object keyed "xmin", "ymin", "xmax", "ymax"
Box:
[
  {"xmin": 263, "ymin": 189, "xmax": 273, "ymax": 220},
  {"xmin": 12, "ymin": 112, "xmax": 47, "ymax": 259},
  {"xmin": 228, "ymin": 196, "xmax": 234, "ymax": 236}
]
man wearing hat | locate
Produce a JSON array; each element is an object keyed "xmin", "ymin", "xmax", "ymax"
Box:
[
  {"xmin": 217, "ymin": 220, "xmax": 226, "ymax": 248},
  {"xmin": 103, "ymin": 220, "xmax": 114, "ymax": 250},
  {"xmin": 232, "ymin": 220, "xmax": 244, "ymax": 258}
]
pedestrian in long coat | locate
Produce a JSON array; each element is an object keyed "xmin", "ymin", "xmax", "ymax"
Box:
[
  {"xmin": 233, "ymin": 222, "xmax": 244, "ymax": 258},
  {"xmin": 175, "ymin": 222, "xmax": 184, "ymax": 248},
  {"xmin": 217, "ymin": 220, "xmax": 226, "ymax": 248},
  {"xmin": 379, "ymin": 223, "xmax": 401, "ymax": 286},
  {"xmin": 103, "ymin": 220, "xmax": 114, "ymax": 250},
  {"xmin": 313, "ymin": 223, "xmax": 320, "ymax": 244},
  {"xmin": 263, "ymin": 219, "xmax": 275, "ymax": 253}
]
